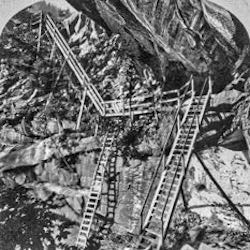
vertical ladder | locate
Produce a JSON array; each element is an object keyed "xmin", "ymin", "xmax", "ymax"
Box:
[
  {"xmin": 101, "ymin": 139, "xmax": 119, "ymax": 235},
  {"xmin": 136, "ymin": 78, "xmax": 212, "ymax": 250},
  {"xmin": 30, "ymin": 11, "xmax": 43, "ymax": 53},
  {"xmin": 76, "ymin": 130, "xmax": 117, "ymax": 249}
]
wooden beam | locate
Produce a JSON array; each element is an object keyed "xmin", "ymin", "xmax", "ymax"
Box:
[{"xmin": 76, "ymin": 89, "xmax": 87, "ymax": 131}]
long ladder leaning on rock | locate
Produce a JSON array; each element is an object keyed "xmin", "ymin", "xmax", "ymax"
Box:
[
  {"xmin": 76, "ymin": 126, "xmax": 120, "ymax": 249},
  {"xmin": 135, "ymin": 77, "xmax": 212, "ymax": 250}
]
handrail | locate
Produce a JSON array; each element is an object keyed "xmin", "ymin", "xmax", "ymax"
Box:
[
  {"xmin": 139, "ymin": 106, "xmax": 180, "ymax": 231},
  {"xmin": 45, "ymin": 15, "xmax": 105, "ymax": 115},
  {"xmin": 90, "ymin": 133, "xmax": 108, "ymax": 187},
  {"xmin": 46, "ymin": 35, "xmax": 104, "ymax": 115},
  {"xmin": 139, "ymin": 78, "xmax": 192, "ymax": 231}
]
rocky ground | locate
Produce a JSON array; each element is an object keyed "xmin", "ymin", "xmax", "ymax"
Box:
[{"xmin": 1, "ymin": 2, "xmax": 250, "ymax": 250}]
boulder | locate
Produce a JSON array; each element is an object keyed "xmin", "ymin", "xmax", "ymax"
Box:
[
  {"xmin": 199, "ymin": 243, "xmax": 216, "ymax": 250},
  {"xmin": 181, "ymin": 245, "xmax": 195, "ymax": 250}
]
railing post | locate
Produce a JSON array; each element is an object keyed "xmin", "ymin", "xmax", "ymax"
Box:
[
  {"xmin": 177, "ymin": 90, "xmax": 181, "ymax": 130},
  {"xmin": 208, "ymin": 75, "xmax": 213, "ymax": 94},
  {"xmin": 191, "ymin": 76, "xmax": 194, "ymax": 96},
  {"xmin": 36, "ymin": 12, "xmax": 43, "ymax": 54}
]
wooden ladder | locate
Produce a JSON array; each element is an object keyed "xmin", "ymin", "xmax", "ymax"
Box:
[
  {"xmin": 76, "ymin": 130, "xmax": 117, "ymax": 249},
  {"xmin": 44, "ymin": 14, "xmax": 105, "ymax": 116},
  {"xmin": 30, "ymin": 11, "xmax": 43, "ymax": 53},
  {"xmin": 136, "ymin": 78, "xmax": 212, "ymax": 250},
  {"xmin": 43, "ymin": 15, "xmax": 193, "ymax": 118}
]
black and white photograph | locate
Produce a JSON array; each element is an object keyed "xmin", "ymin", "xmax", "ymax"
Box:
[{"xmin": 0, "ymin": 0, "xmax": 250, "ymax": 249}]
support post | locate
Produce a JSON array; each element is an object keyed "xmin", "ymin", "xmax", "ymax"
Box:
[
  {"xmin": 208, "ymin": 75, "xmax": 213, "ymax": 94},
  {"xmin": 177, "ymin": 90, "xmax": 181, "ymax": 130},
  {"xmin": 194, "ymin": 152, "xmax": 250, "ymax": 230},
  {"xmin": 36, "ymin": 13, "xmax": 42, "ymax": 54},
  {"xmin": 76, "ymin": 88, "xmax": 87, "ymax": 131},
  {"xmin": 181, "ymin": 187, "xmax": 188, "ymax": 211},
  {"xmin": 191, "ymin": 75, "xmax": 195, "ymax": 95},
  {"xmin": 50, "ymin": 40, "xmax": 56, "ymax": 60}
]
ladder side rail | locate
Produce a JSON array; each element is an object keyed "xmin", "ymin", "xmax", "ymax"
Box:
[
  {"xmin": 161, "ymin": 156, "xmax": 189, "ymax": 245},
  {"xmin": 179, "ymin": 78, "xmax": 209, "ymax": 159},
  {"xmin": 159, "ymin": 77, "xmax": 210, "ymax": 239},
  {"xmin": 160, "ymin": 154, "xmax": 186, "ymax": 245},
  {"xmin": 193, "ymin": 77, "xmax": 210, "ymax": 128},
  {"xmin": 91, "ymin": 134, "xmax": 109, "ymax": 181},
  {"xmin": 45, "ymin": 20, "xmax": 90, "ymax": 86},
  {"xmin": 142, "ymin": 78, "xmax": 191, "ymax": 217},
  {"xmin": 45, "ymin": 22, "xmax": 105, "ymax": 115},
  {"xmin": 46, "ymin": 15, "xmax": 104, "ymax": 105},
  {"xmin": 76, "ymin": 133, "xmax": 112, "ymax": 247},
  {"xmin": 160, "ymin": 103, "xmax": 198, "ymax": 235},
  {"xmin": 180, "ymin": 78, "xmax": 195, "ymax": 125},
  {"xmin": 179, "ymin": 78, "xmax": 192, "ymax": 96},
  {"xmin": 140, "ymin": 103, "xmax": 182, "ymax": 231},
  {"xmin": 165, "ymin": 82, "xmax": 194, "ymax": 167},
  {"xmin": 45, "ymin": 16, "xmax": 105, "ymax": 113},
  {"xmin": 140, "ymin": 107, "xmax": 180, "ymax": 231},
  {"xmin": 161, "ymin": 104, "xmax": 204, "ymax": 239}
]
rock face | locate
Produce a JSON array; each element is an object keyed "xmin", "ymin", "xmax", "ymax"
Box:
[
  {"xmin": 187, "ymin": 147, "xmax": 250, "ymax": 230},
  {"xmin": 66, "ymin": 0, "xmax": 249, "ymax": 88},
  {"xmin": 0, "ymin": 134, "xmax": 100, "ymax": 171}
]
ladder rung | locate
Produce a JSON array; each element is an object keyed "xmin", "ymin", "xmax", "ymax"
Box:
[
  {"xmin": 84, "ymin": 212, "xmax": 94, "ymax": 217},
  {"xmin": 144, "ymin": 228, "xmax": 160, "ymax": 238},
  {"xmin": 31, "ymin": 21, "xmax": 41, "ymax": 26},
  {"xmin": 82, "ymin": 221, "xmax": 91, "ymax": 226},
  {"xmin": 79, "ymin": 233, "xmax": 87, "ymax": 238},
  {"xmin": 80, "ymin": 226, "xmax": 88, "ymax": 231},
  {"xmin": 86, "ymin": 208, "xmax": 94, "ymax": 213},
  {"xmin": 89, "ymin": 198, "xmax": 98, "ymax": 202},
  {"xmin": 89, "ymin": 192, "xmax": 98, "ymax": 197}
]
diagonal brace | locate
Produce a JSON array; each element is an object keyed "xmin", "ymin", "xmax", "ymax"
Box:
[{"xmin": 194, "ymin": 151, "xmax": 250, "ymax": 231}]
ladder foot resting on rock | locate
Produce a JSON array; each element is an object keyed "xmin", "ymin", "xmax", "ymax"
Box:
[
  {"xmin": 76, "ymin": 128, "xmax": 119, "ymax": 249},
  {"xmin": 136, "ymin": 78, "xmax": 212, "ymax": 250}
]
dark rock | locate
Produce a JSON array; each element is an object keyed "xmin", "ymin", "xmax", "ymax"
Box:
[{"xmin": 67, "ymin": 0, "xmax": 248, "ymax": 87}]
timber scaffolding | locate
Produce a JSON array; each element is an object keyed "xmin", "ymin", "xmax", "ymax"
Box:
[
  {"xmin": 43, "ymin": 14, "xmax": 189, "ymax": 117},
  {"xmin": 30, "ymin": 12, "xmax": 250, "ymax": 250}
]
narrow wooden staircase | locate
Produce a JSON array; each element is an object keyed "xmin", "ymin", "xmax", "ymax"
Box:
[
  {"xmin": 136, "ymin": 78, "xmax": 212, "ymax": 250},
  {"xmin": 76, "ymin": 129, "xmax": 118, "ymax": 249}
]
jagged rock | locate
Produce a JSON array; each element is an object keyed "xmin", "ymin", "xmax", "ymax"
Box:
[
  {"xmin": 219, "ymin": 129, "xmax": 248, "ymax": 151},
  {"xmin": 181, "ymin": 245, "xmax": 195, "ymax": 250},
  {"xmin": 189, "ymin": 225, "xmax": 206, "ymax": 243},
  {"xmin": 0, "ymin": 126, "xmax": 33, "ymax": 145},
  {"xmin": 0, "ymin": 134, "xmax": 100, "ymax": 172},
  {"xmin": 198, "ymin": 243, "xmax": 216, "ymax": 250},
  {"xmin": 37, "ymin": 159, "xmax": 79, "ymax": 187},
  {"xmin": 75, "ymin": 152, "xmax": 96, "ymax": 188},
  {"xmin": 14, "ymin": 173, "xmax": 26, "ymax": 185},
  {"xmin": 27, "ymin": 184, "xmax": 53, "ymax": 201},
  {"xmin": 188, "ymin": 148, "xmax": 250, "ymax": 230},
  {"xmin": 66, "ymin": 196, "xmax": 83, "ymax": 214},
  {"xmin": 210, "ymin": 89, "xmax": 245, "ymax": 112},
  {"xmin": 67, "ymin": 0, "xmax": 248, "ymax": 87},
  {"xmin": 114, "ymin": 157, "xmax": 157, "ymax": 233},
  {"xmin": 50, "ymin": 206, "xmax": 80, "ymax": 222}
]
